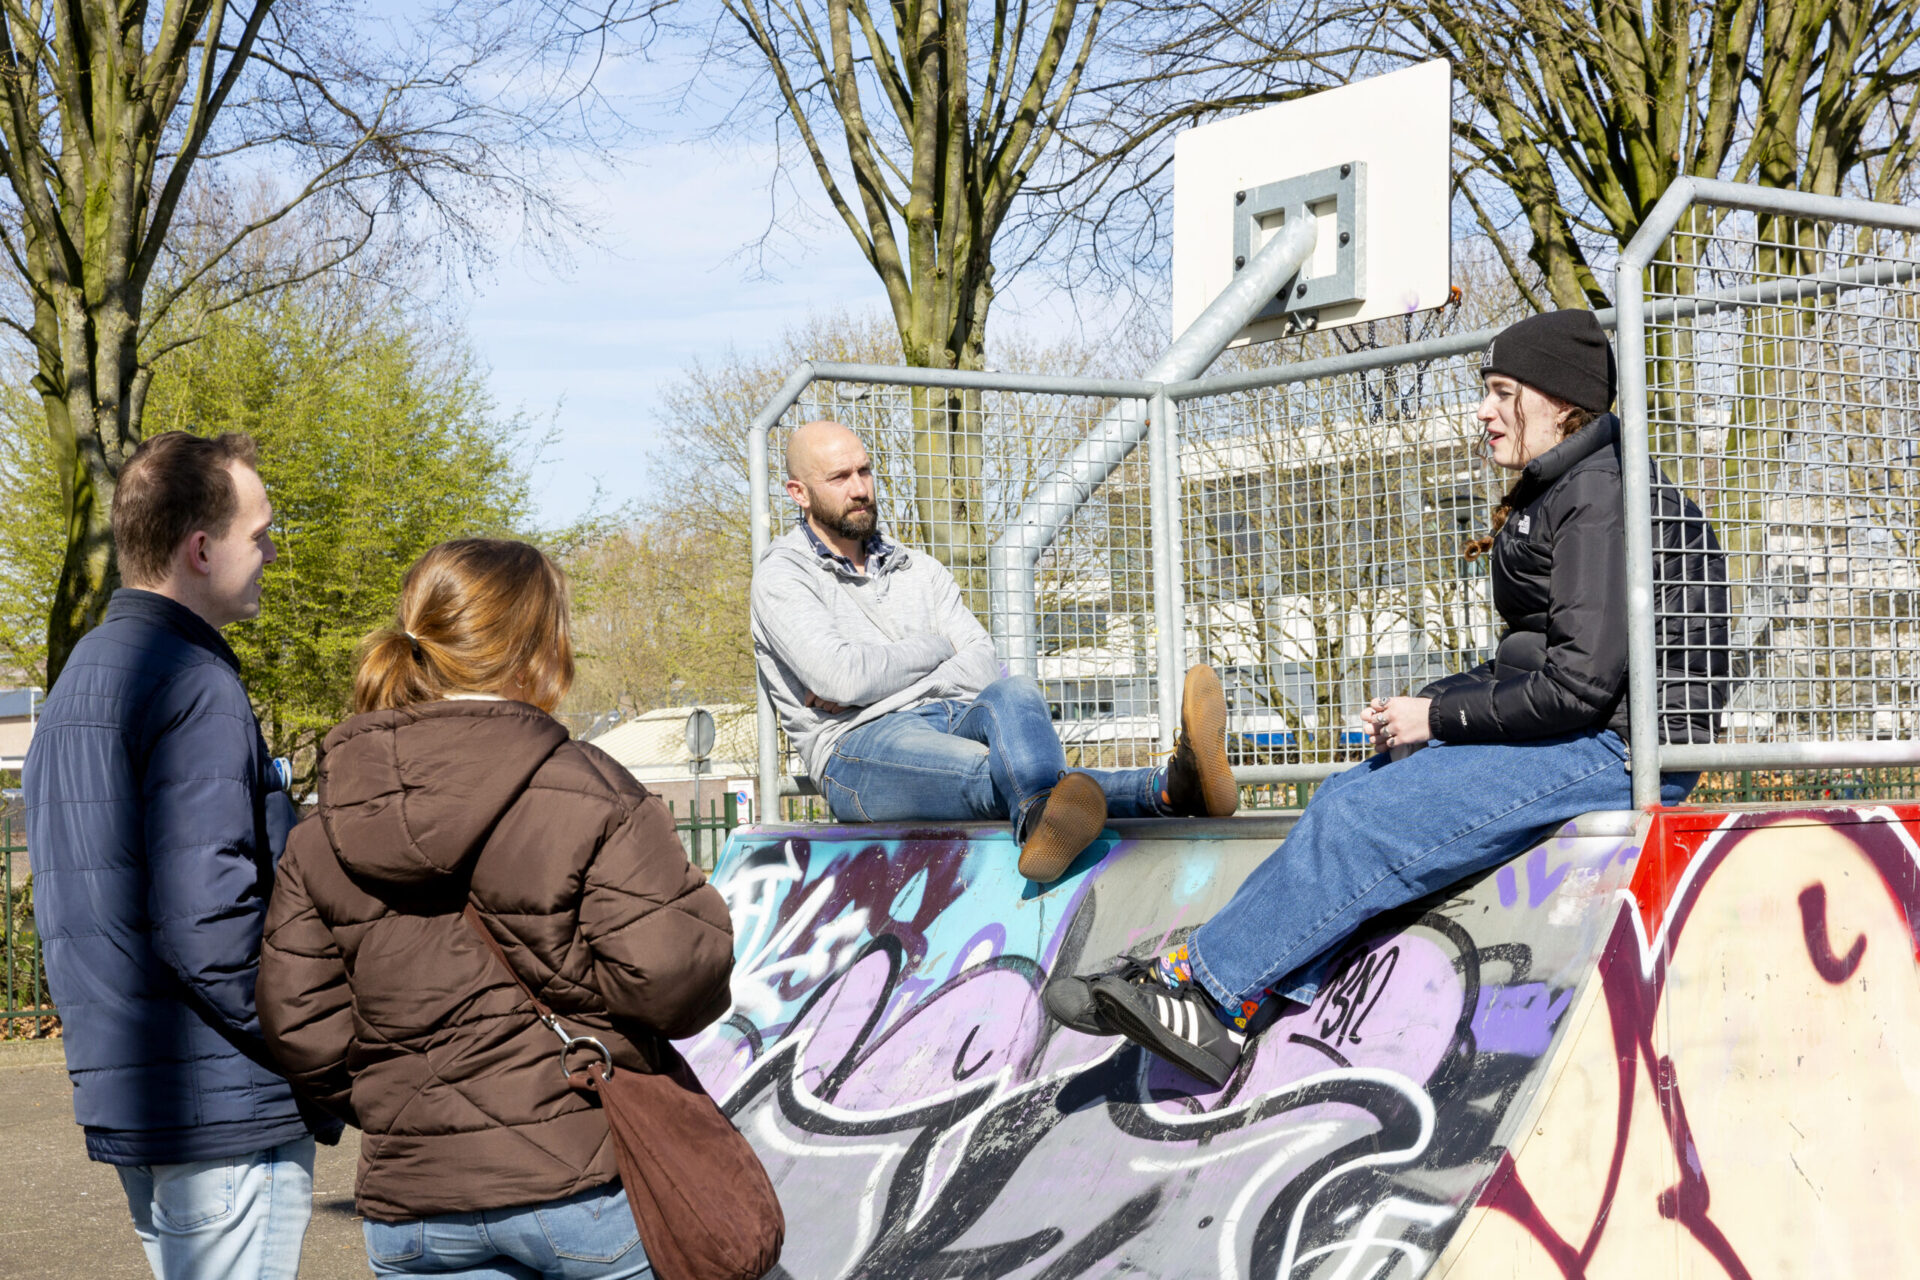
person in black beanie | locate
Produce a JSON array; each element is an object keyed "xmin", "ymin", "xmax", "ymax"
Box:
[{"xmin": 1042, "ymin": 310, "xmax": 1728, "ymax": 1089}]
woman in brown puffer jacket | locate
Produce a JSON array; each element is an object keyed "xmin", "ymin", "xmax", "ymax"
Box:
[{"xmin": 259, "ymin": 538, "xmax": 734, "ymax": 1279}]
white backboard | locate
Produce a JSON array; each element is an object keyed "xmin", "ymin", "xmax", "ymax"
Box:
[{"xmin": 1172, "ymin": 60, "xmax": 1453, "ymax": 346}]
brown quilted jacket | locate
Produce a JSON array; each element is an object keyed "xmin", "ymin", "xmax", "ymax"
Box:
[{"xmin": 257, "ymin": 699, "xmax": 735, "ymax": 1221}]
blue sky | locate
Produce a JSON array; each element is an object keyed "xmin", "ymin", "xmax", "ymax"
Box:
[
  {"xmin": 463, "ymin": 139, "xmax": 1097, "ymax": 529},
  {"xmin": 454, "ymin": 38, "xmax": 1098, "ymax": 530},
  {"xmin": 460, "ymin": 132, "xmax": 880, "ymax": 527}
]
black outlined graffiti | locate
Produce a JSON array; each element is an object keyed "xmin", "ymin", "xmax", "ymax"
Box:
[{"xmin": 690, "ymin": 826, "xmax": 1635, "ymax": 1279}]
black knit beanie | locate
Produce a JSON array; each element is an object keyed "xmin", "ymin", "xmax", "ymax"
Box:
[{"xmin": 1480, "ymin": 310, "xmax": 1616, "ymax": 413}]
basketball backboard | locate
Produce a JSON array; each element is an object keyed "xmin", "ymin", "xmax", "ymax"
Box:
[{"xmin": 1172, "ymin": 60, "xmax": 1453, "ymax": 347}]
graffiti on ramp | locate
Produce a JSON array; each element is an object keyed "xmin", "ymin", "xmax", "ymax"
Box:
[{"xmin": 682, "ymin": 820, "xmax": 1649, "ymax": 1279}]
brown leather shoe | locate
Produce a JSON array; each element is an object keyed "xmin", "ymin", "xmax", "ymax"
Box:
[
  {"xmin": 1018, "ymin": 772, "xmax": 1108, "ymax": 882},
  {"xmin": 1165, "ymin": 664, "xmax": 1237, "ymax": 817}
]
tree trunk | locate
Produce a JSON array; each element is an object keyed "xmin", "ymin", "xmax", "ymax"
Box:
[{"xmin": 40, "ymin": 270, "xmax": 145, "ymax": 682}]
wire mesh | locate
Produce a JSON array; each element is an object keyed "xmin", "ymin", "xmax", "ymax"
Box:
[
  {"xmin": 1174, "ymin": 354, "xmax": 1503, "ymax": 769},
  {"xmin": 1643, "ymin": 208, "xmax": 1920, "ymax": 750},
  {"xmin": 762, "ymin": 380, "xmax": 1163, "ymax": 779}
]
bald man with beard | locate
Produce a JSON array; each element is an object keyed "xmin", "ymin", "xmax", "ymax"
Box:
[{"xmin": 750, "ymin": 420, "xmax": 1237, "ymax": 883}]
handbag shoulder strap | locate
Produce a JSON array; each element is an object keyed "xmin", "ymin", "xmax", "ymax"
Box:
[
  {"xmin": 461, "ymin": 904, "xmax": 616, "ymax": 1082},
  {"xmin": 461, "ymin": 904, "xmax": 570, "ymax": 1032},
  {"xmin": 461, "ymin": 904, "xmax": 547, "ymax": 1006}
]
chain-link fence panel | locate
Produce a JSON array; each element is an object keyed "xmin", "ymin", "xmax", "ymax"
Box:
[
  {"xmin": 1640, "ymin": 205, "xmax": 1920, "ymax": 753},
  {"xmin": 756, "ymin": 378, "xmax": 1164, "ymax": 782},
  {"xmin": 1173, "ymin": 352, "xmax": 1504, "ymax": 773}
]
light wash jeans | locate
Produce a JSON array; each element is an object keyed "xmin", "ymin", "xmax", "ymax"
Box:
[
  {"xmin": 1189, "ymin": 730, "xmax": 1698, "ymax": 1009},
  {"xmin": 818, "ymin": 675, "xmax": 1167, "ymax": 837},
  {"xmin": 362, "ymin": 1182, "xmax": 653, "ymax": 1279},
  {"xmin": 115, "ymin": 1137, "xmax": 315, "ymax": 1280}
]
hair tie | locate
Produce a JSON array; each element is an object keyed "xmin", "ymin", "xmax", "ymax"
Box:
[{"xmin": 403, "ymin": 629, "xmax": 424, "ymax": 660}]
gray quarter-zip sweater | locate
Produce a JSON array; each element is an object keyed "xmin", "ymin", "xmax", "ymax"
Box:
[{"xmin": 751, "ymin": 524, "xmax": 1003, "ymax": 781}]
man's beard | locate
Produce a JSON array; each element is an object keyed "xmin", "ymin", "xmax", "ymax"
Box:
[{"xmin": 817, "ymin": 496, "xmax": 878, "ymax": 542}]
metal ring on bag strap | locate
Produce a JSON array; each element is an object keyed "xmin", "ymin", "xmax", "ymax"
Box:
[
  {"xmin": 560, "ymin": 1034, "xmax": 615, "ymax": 1084},
  {"xmin": 537, "ymin": 1010, "xmax": 615, "ymax": 1083}
]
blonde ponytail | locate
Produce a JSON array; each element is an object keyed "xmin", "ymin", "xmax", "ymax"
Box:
[{"xmin": 352, "ymin": 539, "xmax": 574, "ymax": 714}]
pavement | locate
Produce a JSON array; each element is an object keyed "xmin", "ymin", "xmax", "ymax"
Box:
[{"xmin": 0, "ymin": 1041, "xmax": 370, "ymax": 1279}]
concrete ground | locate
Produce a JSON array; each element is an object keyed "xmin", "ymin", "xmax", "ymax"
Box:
[{"xmin": 0, "ymin": 1041, "xmax": 370, "ymax": 1279}]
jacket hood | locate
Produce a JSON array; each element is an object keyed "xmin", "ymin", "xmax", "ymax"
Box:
[{"xmin": 314, "ymin": 700, "xmax": 571, "ymax": 886}]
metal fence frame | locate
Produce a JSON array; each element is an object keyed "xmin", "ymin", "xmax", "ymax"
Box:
[
  {"xmin": 1617, "ymin": 178, "xmax": 1920, "ymax": 805},
  {"xmin": 2, "ymin": 813, "xmax": 54, "ymax": 1037},
  {"xmin": 748, "ymin": 178, "xmax": 1920, "ymax": 811}
]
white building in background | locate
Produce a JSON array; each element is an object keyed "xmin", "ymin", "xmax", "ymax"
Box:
[
  {"xmin": 586, "ymin": 703, "xmax": 758, "ymax": 823},
  {"xmin": 0, "ymin": 688, "xmax": 39, "ymax": 773},
  {"xmin": 1028, "ymin": 408, "xmax": 1499, "ymax": 762}
]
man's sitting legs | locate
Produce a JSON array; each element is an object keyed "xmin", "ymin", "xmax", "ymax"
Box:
[
  {"xmin": 818, "ymin": 679, "xmax": 1113, "ymax": 881},
  {"xmin": 818, "ymin": 668, "xmax": 1238, "ymax": 880},
  {"xmin": 817, "ymin": 703, "xmax": 1003, "ymax": 825}
]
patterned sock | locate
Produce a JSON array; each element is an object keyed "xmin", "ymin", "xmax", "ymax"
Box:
[
  {"xmin": 1153, "ymin": 943, "xmax": 1192, "ymax": 988},
  {"xmin": 1155, "ymin": 944, "xmax": 1251, "ymax": 1030},
  {"xmin": 1226, "ymin": 994, "xmax": 1268, "ymax": 1032},
  {"xmin": 1152, "ymin": 764, "xmax": 1170, "ymax": 811}
]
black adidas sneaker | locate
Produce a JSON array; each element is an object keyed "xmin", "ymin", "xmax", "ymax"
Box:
[
  {"xmin": 1090, "ymin": 970, "xmax": 1246, "ymax": 1087},
  {"xmin": 1041, "ymin": 955, "xmax": 1157, "ymax": 1036}
]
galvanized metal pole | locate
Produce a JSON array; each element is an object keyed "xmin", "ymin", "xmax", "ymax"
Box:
[
  {"xmin": 1148, "ymin": 391, "xmax": 1179, "ymax": 749},
  {"xmin": 1164, "ymin": 394, "xmax": 1188, "ymax": 699},
  {"xmin": 990, "ymin": 209, "xmax": 1320, "ymax": 673},
  {"xmin": 1616, "ymin": 179, "xmax": 1699, "ymax": 809},
  {"xmin": 750, "ymin": 364, "xmax": 816, "ymax": 816}
]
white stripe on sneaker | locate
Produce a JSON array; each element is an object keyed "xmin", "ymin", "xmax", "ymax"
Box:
[{"xmin": 1155, "ymin": 994, "xmax": 1171, "ymax": 1029}]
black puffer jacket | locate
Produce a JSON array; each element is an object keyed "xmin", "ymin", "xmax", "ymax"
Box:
[{"xmin": 1419, "ymin": 414, "xmax": 1729, "ymax": 747}]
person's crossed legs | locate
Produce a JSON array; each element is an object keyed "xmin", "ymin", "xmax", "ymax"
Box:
[
  {"xmin": 818, "ymin": 671, "xmax": 1235, "ymax": 880},
  {"xmin": 1073, "ymin": 731, "xmax": 1697, "ymax": 1087}
]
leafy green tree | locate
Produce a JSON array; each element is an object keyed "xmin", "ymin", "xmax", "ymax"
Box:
[
  {"xmin": 0, "ymin": 0, "xmax": 660, "ymax": 683},
  {"xmin": 0, "ymin": 377, "xmax": 60, "ymax": 684},
  {"xmin": 0, "ymin": 272, "xmax": 584, "ymax": 784}
]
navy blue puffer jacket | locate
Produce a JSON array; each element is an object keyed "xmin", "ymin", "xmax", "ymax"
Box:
[{"xmin": 24, "ymin": 589, "xmax": 337, "ymax": 1165}]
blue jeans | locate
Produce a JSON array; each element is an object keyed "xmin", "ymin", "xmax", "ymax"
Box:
[
  {"xmin": 1189, "ymin": 730, "xmax": 1697, "ymax": 1009},
  {"xmin": 363, "ymin": 1182, "xmax": 653, "ymax": 1279},
  {"xmin": 819, "ymin": 676, "xmax": 1166, "ymax": 836},
  {"xmin": 115, "ymin": 1137, "xmax": 315, "ymax": 1280}
]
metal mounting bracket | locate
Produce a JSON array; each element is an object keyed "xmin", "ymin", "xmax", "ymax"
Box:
[{"xmin": 1231, "ymin": 161, "xmax": 1366, "ymax": 326}]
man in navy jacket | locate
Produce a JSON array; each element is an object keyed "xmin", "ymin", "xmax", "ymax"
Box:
[{"xmin": 25, "ymin": 431, "xmax": 338, "ymax": 1279}]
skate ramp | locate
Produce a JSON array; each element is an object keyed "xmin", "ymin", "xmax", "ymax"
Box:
[{"xmin": 681, "ymin": 805, "xmax": 1920, "ymax": 1279}]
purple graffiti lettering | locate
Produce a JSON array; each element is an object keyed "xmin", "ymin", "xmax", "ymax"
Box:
[
  {"xmin": 691, "ymin": 818, "xmax": 1669, "ymax": 1279},
  {"xmin": 1797, "ymin": 882, "xmax": 1867, "ymax": 984},
  {"xmin": 1526, "ymin": 846, "xmax": 1573, "ymax": 908},
  {"xmin": 1470, "ymin": 983, "xmax": 1574, "ymax": 1057}
]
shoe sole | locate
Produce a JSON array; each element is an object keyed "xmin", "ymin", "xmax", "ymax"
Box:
[
  {"xmin": 1090, "ymin": 977, "xmax": 1234, "ymax": 1088},
  {"xmin": 1019, "ymin": 773, "xmax": 1107, "ymax": 882},
  {"xmin": 1182, "ymin": 665, "xmax": 1238, "ymax": 817}
]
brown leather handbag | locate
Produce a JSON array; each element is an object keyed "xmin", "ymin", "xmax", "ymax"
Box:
[{"xmin": 462, "ymin": 905, "xmax": 784, "ymax": 1280}]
